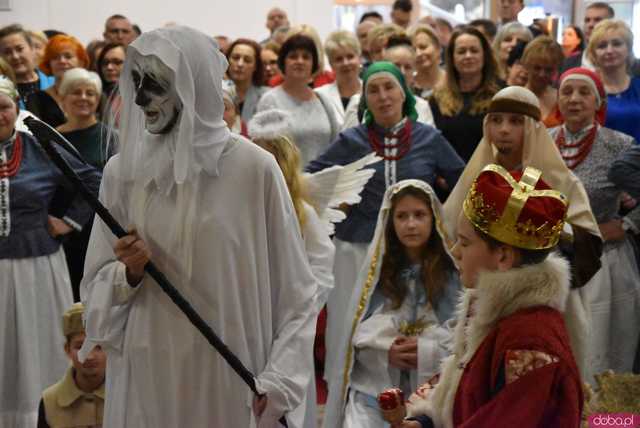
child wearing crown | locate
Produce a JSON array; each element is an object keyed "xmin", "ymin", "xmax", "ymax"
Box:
[{"xmin": 394, "ymin": 164, "xmax": 583, "ymax": 428}]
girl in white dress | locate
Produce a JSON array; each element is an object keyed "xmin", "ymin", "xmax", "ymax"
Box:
[
  {"xmin": 324, "ymin": 180, "xmax": 460, "ymax": 428},
  {"xmin": 249, "ymin": 108, "xmax": 380, "ymax": 427}
]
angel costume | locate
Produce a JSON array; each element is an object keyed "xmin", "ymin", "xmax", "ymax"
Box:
[
  {"xmin": 248, "ymin": 109, "xmax": 379, "ymax": 314},
  {"xmin": 248, "ymin": 109, "xmax": 381, "ymax": 428},
  {"xmin": 443, "ymin": 86, "xmax": 601, "ymax": 379},
  {"xmin": 323, "ymin": 180, "xmax": 460, "ymax": 428},
  {"xmin": 79, "ymin": 27, "xmax": 317, "ymax": 428}
]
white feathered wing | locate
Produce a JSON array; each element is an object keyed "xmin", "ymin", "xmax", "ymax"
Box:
[{"xmin": 304, "ymin": 152, "xmax": 381, "ymax": 234}]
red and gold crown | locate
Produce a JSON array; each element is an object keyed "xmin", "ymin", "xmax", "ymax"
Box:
[{"xmin": 463, "ymin": 164, "xmax": 568, "ymax": 250}]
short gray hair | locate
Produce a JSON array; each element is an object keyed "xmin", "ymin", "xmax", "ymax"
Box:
[
  {"xmin": 492, "ymin": 22, "xmax": 533, "ymax": 59},
  {"xmin": 59, "ymin": 68, "xmax": 102, "ymax": 97},
  {"xmin": 325, "ymin": 30, "xmax": 361, "ymax": 61}
]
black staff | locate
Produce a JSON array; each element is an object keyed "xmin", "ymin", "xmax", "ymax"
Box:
[{"xmin": 24, "ymin": 117, "xmax": 287, "ymax": 426}]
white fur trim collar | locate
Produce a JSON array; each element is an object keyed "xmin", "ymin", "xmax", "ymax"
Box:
[{"xmin": 407, "ymin": 253, "xmax": 572, "ymax": 427}]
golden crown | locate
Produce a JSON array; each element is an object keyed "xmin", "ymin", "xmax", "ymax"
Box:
[{"xmin": 463, "ymin": 165, "xmax": 568, "ymax": 250}]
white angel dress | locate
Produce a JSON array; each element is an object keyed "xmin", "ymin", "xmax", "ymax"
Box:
[
  {"xmin": 286, "ymin": 151, "xmax": 381, "ymax": 428},
  {"xmin": 323, "ymin": 180, "xmax": 460, "ymax": 428}
]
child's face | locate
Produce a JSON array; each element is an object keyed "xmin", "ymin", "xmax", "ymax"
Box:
[
  {"xmin": 392, "ymin": 194, "xmax": 433, "ymax": 254},
  {"xmin": 487, "ymin": 112, "xmax": 525, "ymax": 159},
  {"xmin": 451, "ymin": 214, "xmax": 502, "ymax": 288},
  {"xmin": 65, "ymin": 332, "xmax": 106, "ymax": 381}
]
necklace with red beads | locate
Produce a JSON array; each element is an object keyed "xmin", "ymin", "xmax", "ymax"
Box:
[
  {"xmin": 554, "ymin": 124, "xmax": 598, "ymax": 170},
  {"xmin": 367, "ymin": 120, "xmax": 412, "ymax": 161},
  {"xmin": 0, "ymin": 133, "xmax": 23, "ymax": 178}
]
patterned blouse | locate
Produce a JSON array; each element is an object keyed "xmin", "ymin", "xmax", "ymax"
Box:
[{"xmin": 550, "ymin": 124, "xmax": 640, "ymax": 228}]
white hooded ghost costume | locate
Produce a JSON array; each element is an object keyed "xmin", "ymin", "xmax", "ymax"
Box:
[{"xmin": 79, "ymin": 26, "xmax": 318, "ymax": 428}]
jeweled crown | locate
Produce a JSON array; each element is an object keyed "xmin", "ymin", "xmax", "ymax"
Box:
[{"xmin": 463, "ymin": 164, "xmax": 568, "ymax": 250}]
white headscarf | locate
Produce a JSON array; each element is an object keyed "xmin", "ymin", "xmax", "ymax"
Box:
[
  {"xmin": 323, "ymin": 179, "xmax": 455, "ymax": 428},
  {"xmin": 443, "ymin": 86, "xmax": 600, "ymax": 241},
  {"xmin": 117, "ymin": 25, "xmax": 231, "ymax": 187},
  {"xmin": 116, "ymin": 26, "xmax": 231, "ymax": 282},
  {"xmin": 0, "ymin": 76, "xmax": 19, "ymax": 101}
]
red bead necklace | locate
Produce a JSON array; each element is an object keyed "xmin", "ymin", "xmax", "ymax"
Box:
[
  {"xmin": 368, "ymin": 120, "xmax": 412, "ymax": 161},
  {"xmin": 554, "ymin": 124, "xmax": 598, "ymax": 170},
  {"xmin": 0, "ymin": 133, "xmax": 23, "ymax": 178}
]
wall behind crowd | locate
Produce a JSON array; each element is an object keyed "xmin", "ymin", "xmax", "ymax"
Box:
[{"xmin": 0, "ymin": 0, "xmax": 334, "ymax": 44}]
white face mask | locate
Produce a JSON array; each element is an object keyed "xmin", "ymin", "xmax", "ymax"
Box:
[{"xmin": 131, "ymin": 55, "xmax": 183, "ymax": 134}]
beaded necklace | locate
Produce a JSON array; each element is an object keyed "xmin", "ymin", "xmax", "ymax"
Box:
[
  {"xmin": 367, "ymin": 120, "xmax": 412, "ymax": 161},
  {"xmin": 554, "ymin": 124, "xmax": 598, "ymax": 170},
  {"xmin": 0, "ymin": 133, "xmax": 23, "ymax": 178}
]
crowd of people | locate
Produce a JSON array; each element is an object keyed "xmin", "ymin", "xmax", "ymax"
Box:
[{"xmin": 1, "ymin": 0, "xmax": 639, "ymax": 427}]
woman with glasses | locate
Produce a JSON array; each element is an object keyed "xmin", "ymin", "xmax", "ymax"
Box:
[{"xmin": 96, "ymin": 42, "xmax": 125, "ymax": 123}]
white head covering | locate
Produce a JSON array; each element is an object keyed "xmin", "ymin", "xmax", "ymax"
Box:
[
  {"xmin": 116, "ymin": 26, "xmax": 231, "ymax": 282},
  {"xmin": 118, "ymin": 25, "xmax": 231, "ymax": 187},
  {"xmin": 323, "ymin": 179, "xmax": 455, "ymax": 428},
  {"xmin": 443, "ymin": 86, "xmax": 600, "ymax": 240},
  {"xmin": 0, "ymin": 76, "xmax": 18, "ymax": 101}
]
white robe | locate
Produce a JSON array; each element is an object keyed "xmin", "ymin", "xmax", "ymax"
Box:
[
  {"xmin": 288, "ymin": 202, "xmax": 336, "ymax": 428},
  {"xmin": 302, "ymin": 202, "xmax": 336, "ymax": 313},
  {"xmin": 343, "ymin": 279, "xmax": 454, "ymax": 428},
  {"xmin": 322, "ymin": 181, "xmax": 458, "ymax": 428},
  {"xmin": 80, "ymin": 137, "xmax": 318, "ymax": 428}
]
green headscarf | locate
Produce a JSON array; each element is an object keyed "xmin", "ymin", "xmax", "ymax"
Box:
[{"xmin": 359, "ymin": 61, "xmax": 418, "ymax": 126}]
